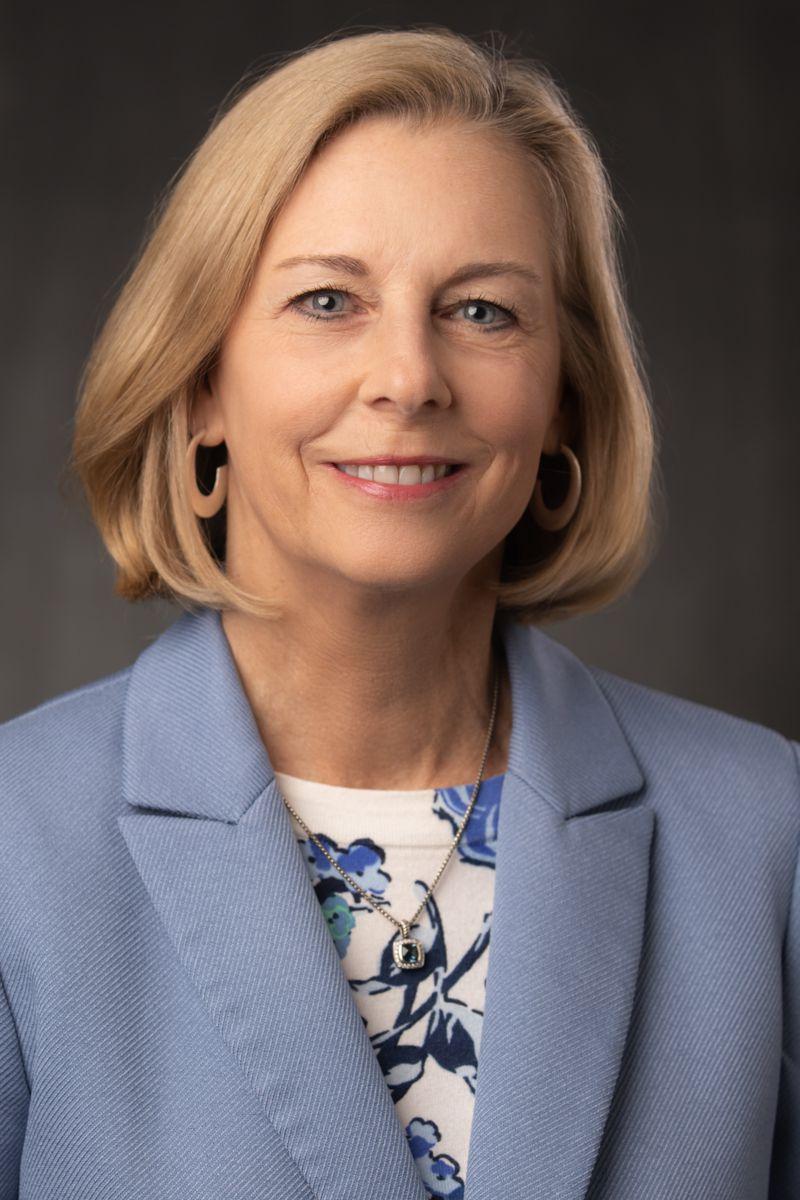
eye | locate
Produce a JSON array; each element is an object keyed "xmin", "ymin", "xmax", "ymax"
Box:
[
  {"xmin": 287, "ymin": 284, "xmax": 519, "ymax": 333},
  {"xmin": 452, "ymin": 293, "xmax": 519, "ymax": 332},
  {"xmin": 289, "ymin": 286, "xmax": 351, "ymax": 320},
  {"xmin": 288, "ymin": 284, "xmax": 356, "ymax": 322}
]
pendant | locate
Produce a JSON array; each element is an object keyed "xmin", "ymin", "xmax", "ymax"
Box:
[{"xmin": 393, "ymin": 924, "xmax": 425, "ymax": 970}]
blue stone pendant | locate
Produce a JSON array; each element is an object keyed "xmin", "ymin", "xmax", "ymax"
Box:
[{"xmin": 393, "ymin": 927, "xmax": 425, "ymax": 970}]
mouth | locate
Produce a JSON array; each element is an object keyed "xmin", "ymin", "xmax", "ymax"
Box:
[
  {"xmin": 322, "ymin": 460, "xmax": 470, "ymax": 498},
  {"xmin": 326, "ymin": 455, "xmax": 464, "ymax": 466},
  {"xmin": 328, "ymin": 461, "xmax": 464, "ymax": 480}
]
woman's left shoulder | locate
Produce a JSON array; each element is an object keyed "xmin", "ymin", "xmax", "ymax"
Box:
[{"xmin": 586, "ymin": 660, "xmax": 799, "ymax": 801}]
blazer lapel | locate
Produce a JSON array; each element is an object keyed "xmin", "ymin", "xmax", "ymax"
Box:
[
  {"xmin": 464, "ymin": 614, "xmax": 653, "ymax": 1200},
  {"xmin": 118, "ymin": 605, "xmax": 653, "ymax": 1200},
  {"xmin": 118, "ymin": 607, "xmax": 428, "ymax": 1200}
]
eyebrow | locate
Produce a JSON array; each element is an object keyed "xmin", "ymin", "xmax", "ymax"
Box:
[{"xmin": 273, "ymin": 253, "xmax": 544, "ymax": 289}]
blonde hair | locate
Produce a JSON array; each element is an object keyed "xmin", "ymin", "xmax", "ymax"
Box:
[{"xmin": 69, "ymin": 24, "xmax": 664, "ymax": 625}]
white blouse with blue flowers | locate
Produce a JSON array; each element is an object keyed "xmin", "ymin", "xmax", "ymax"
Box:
[{"xmin": 276, "ymin": 768, "xmax": 504, "ymax": 1200}]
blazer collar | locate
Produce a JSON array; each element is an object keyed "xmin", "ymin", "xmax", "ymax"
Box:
[
  {"xmin": 119, "ymin": 606, "xmax": 652, "ymax": 1200},
  {"xmin": 122, "ymin": 605, "xmax": 644, "ymax": 823}
]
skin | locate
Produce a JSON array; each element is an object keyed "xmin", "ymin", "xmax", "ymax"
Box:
[{"xmin": 191, "ymin": 114, "xmax": 570, "ymax": 790}]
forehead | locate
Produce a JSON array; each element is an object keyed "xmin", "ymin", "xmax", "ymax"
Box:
[{"xmin": 258, "ymin": 115, "xmax": 553, "ymax": 278}]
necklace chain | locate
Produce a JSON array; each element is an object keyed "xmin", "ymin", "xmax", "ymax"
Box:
[{"xmin": 278, "ymin": 655, "xmax": 500, "ymax": 941}]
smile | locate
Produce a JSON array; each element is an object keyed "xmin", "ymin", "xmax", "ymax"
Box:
[
  {"xmin": 334, "ymin": 463, "xmax": 458, "ymax": 483},
  {"xmin": 323, "ymin": 462, "xmax": 469, "ymax": 500}
]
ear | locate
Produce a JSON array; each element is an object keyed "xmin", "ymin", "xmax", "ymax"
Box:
[{"xmin": 189, "ymin": 367, "xmax": 226, "ymax": 444}]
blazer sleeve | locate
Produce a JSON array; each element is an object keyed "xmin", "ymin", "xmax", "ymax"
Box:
[
  {"xmin": 769, "ymin": 737, "xmax": 800, "ymax": 1198},
  {"xmin": 0, "ymin": 962, "xmax": 28, "ymax": 1200}
]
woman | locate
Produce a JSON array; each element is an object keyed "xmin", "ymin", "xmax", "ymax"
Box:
[{"xmin": 0, "ymin": 24, "xmax": 797, "ymax": 1200}]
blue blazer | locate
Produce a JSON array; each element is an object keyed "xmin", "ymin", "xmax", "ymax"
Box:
[{"xmin": 1, "ymin": 605, "xmax": 798, "ymax": 1200}]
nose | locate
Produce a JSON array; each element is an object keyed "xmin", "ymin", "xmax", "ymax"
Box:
[{"xmin": 356, "ymin": 305, "xmax": 453, "ymax": 414}]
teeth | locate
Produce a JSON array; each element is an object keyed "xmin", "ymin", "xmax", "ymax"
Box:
[{"xmin": 336, "ymin": 463, "xmax": 454, "ymax": 484}]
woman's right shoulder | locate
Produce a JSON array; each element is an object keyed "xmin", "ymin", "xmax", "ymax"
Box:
[
  {"xmin": 0, "ymin": 667, "xmax": 139, "ymax": 1009},
  {"xmin": 0, "ymin": 666, "xmax": 133, "ymax": 820}
]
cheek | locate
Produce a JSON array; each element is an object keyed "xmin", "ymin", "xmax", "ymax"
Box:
[
  {"xmin": 221, "ymin": 356, "xmax": 324, "ymax": 463},
  {"xmin": 223, "ymin": 396, "xmax": 340, "ymax": 519},
  {"xmin": 479, "ymin": 383, "xmax": 555, "ymax": 505},
  {"xmin": 482, "ymin": 380, "xmax": 554, "ymax": 459}
]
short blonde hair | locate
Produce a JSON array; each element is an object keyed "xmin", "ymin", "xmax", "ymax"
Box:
[{"xmin": 70, "ymin": 24, "xmax": 663, "ymax": 625}]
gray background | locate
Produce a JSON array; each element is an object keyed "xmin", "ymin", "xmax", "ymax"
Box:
[{"xmin": 3, "ymin": 1, "xmax": 797, "ymax": 737}]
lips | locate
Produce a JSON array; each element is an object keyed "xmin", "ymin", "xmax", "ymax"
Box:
[
  {"xmin": 335, "ymin": 462, "xmax": 459, "ymax": 480},
  {"xmin": 323, "ymin": 460, "xmax": 470, "ymax": 497},
  {"xmin": 326, "ymin": 457, "xmax": 465, "ymax": 467}
]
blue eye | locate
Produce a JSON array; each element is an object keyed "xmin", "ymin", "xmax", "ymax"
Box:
[
  {"xmin": 291, "ymin": 289, "xmax": 347, "ymax": 318},
  {"xmin": 287, "ymin": 285, "xmax": 518, "ymax": 332},
  {"xmin": 459, "ymin": 297, "xmax": 517, "ymax": 329}
]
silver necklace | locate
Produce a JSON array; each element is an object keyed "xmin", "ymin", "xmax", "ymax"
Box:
[{"xmin": 278, "ymin": 656, "xmax": 500, "ymax": 971}]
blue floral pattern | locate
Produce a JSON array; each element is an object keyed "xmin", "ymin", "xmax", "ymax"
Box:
[{"xmin": 293, "ymin": 773, "xmax": 504, "ymax": 1197}]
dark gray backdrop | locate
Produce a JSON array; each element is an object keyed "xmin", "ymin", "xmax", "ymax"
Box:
[{"xmin": 3, "ymin": 1, "xmax": 797, "ymax": 737}]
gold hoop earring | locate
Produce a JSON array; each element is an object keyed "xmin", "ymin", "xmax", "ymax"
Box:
[
  {"xmin": 186, "ymin": 429, "xmax": 228, "ymax": 519},
  {"xmin": 531, "ymin": 443, "xmax": 582, "ymax": 531}
]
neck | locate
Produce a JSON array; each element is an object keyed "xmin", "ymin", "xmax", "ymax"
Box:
[{"xmin": 220, "ymin": 595, "xmax": 511, "ymax": 792}]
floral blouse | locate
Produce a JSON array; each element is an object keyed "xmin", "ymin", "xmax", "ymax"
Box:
[{"xmin": 276, "ymin": 769, "xmax": 504, "ymax": 1200}]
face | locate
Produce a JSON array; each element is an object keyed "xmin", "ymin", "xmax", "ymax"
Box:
[{"xmin": 192, "ymin": 115, "xmax": 567, "ymax": 604}]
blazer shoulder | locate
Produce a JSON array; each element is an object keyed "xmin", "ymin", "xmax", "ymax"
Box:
[
  {"xmin": 0, "ymin": 663, "xmax": 131, "ymax": 743},
  {"xmin": 0, "ymin": 666, "xmax": 132, "ymax": 818},
  {"xmin": 586, "ymin": 660, "xmax": 800, "ymax": 803}
]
